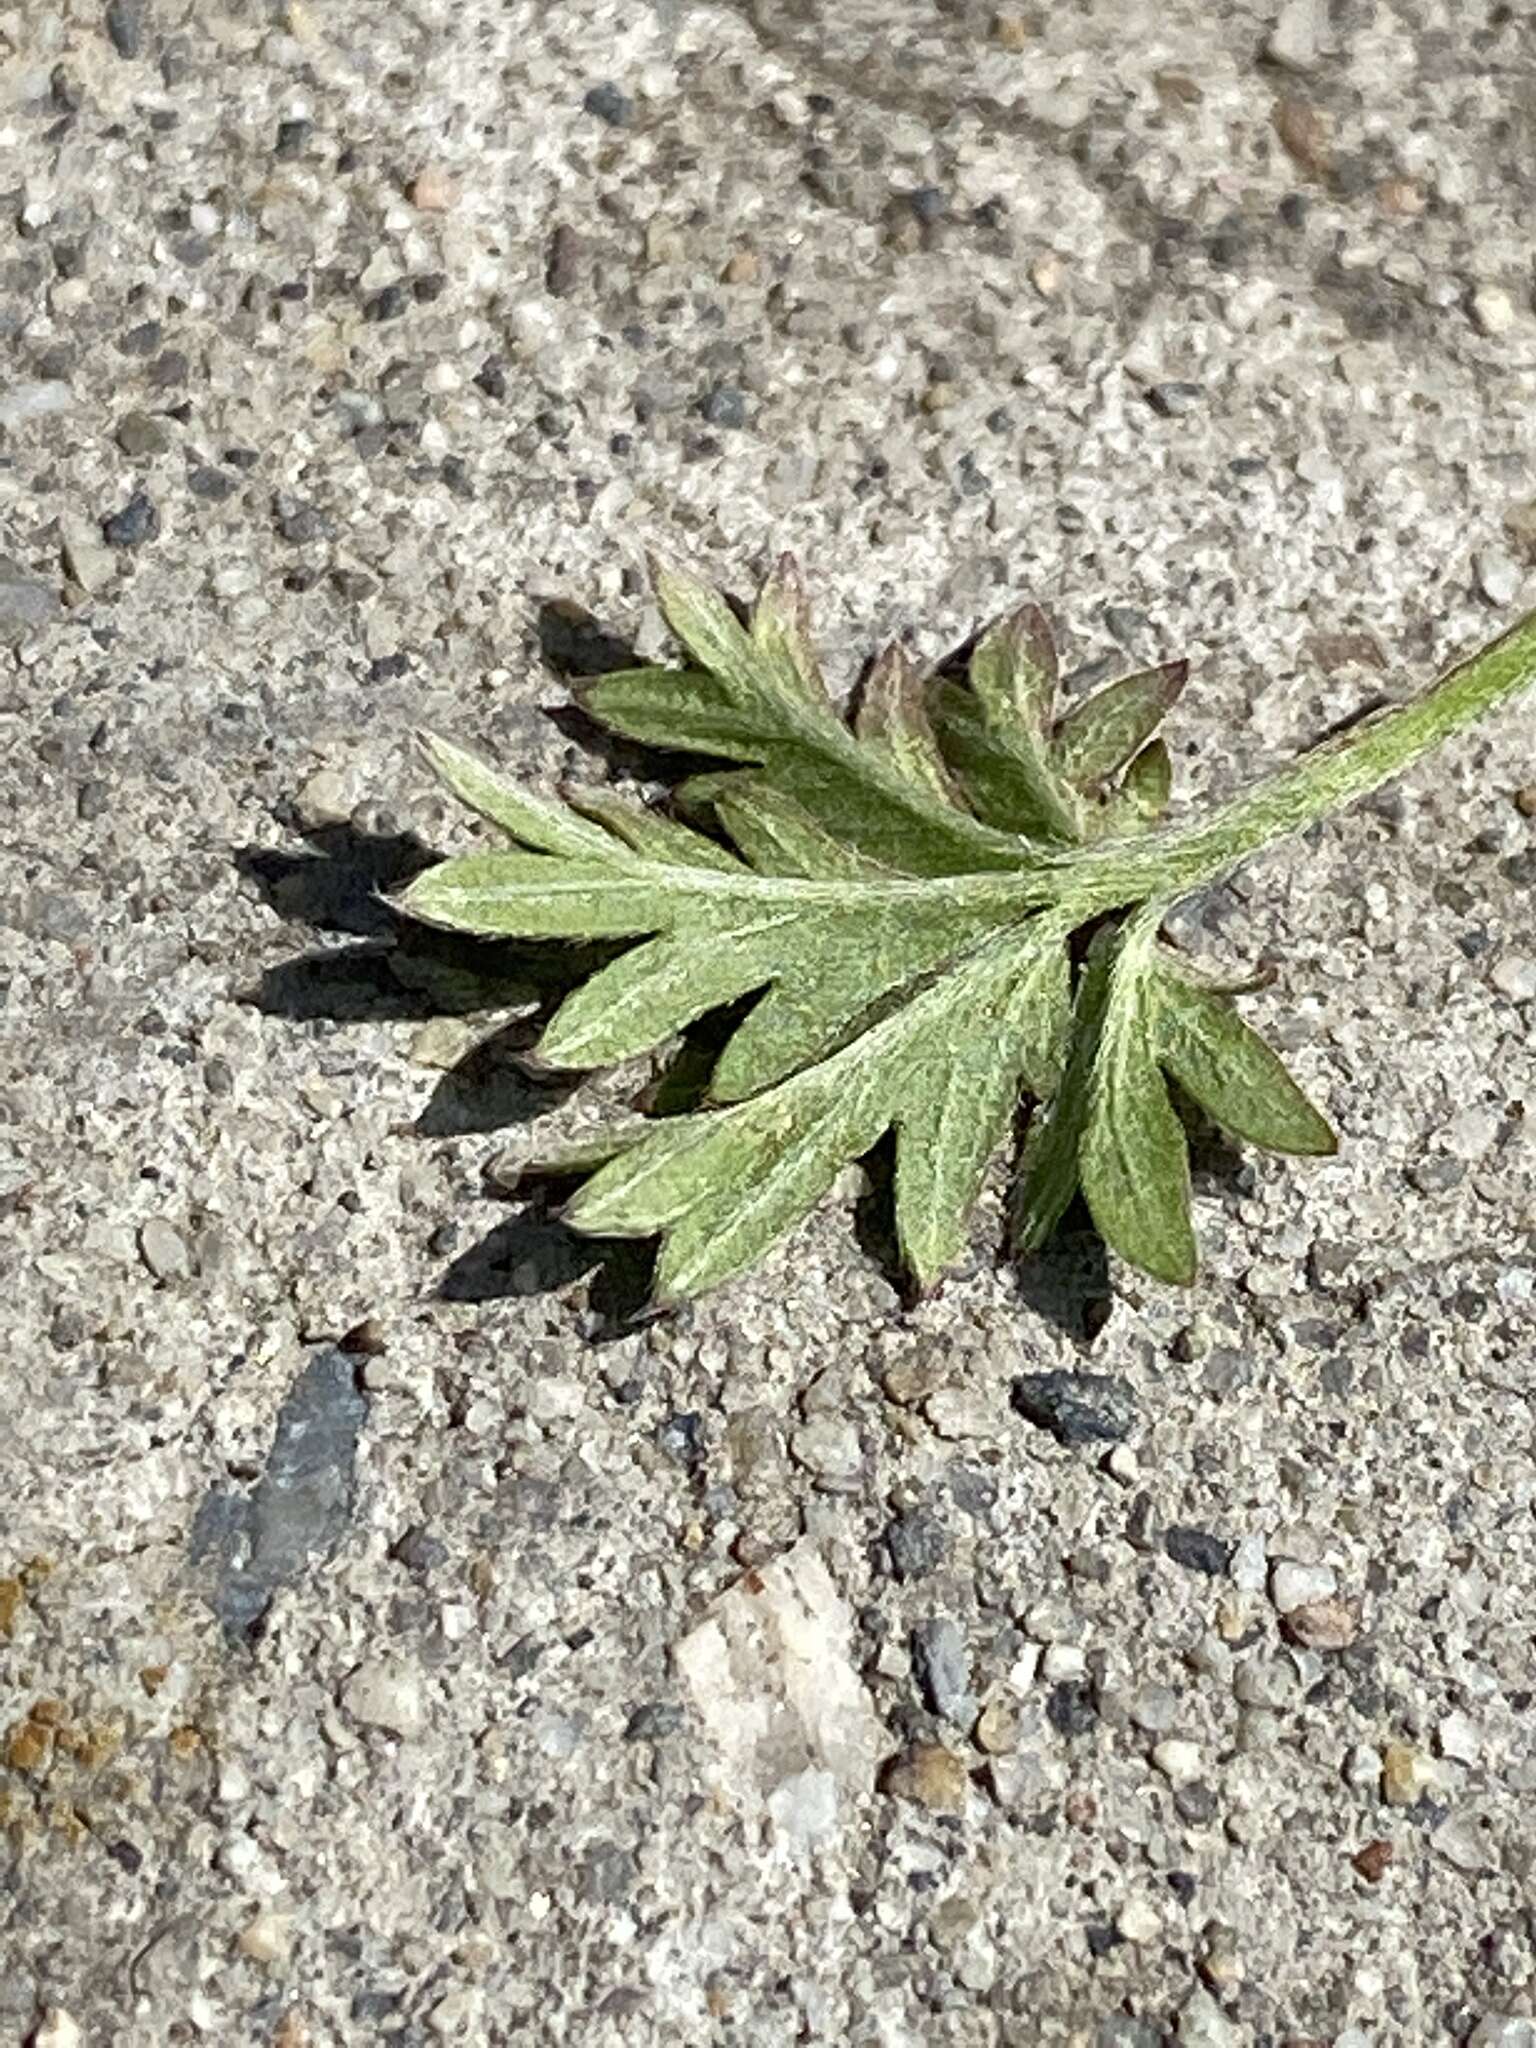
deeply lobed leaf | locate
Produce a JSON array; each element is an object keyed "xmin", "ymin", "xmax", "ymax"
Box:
[{"xmin": 395, "ymin": 550, "xmax": 1403, "ymax": 1305}]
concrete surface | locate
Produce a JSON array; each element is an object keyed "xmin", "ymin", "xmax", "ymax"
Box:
[{"xmin": 2, "ymin": 0, "xmax": 1535, "ymax": 2043}]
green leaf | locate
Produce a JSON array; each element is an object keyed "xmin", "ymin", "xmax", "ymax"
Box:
[
  {"xmin": 1052, "ymin": 660, "xmax": 1188, "ymax": 791},
  {"xmin": 416, "ymin": 732, "xmax": 621, "ymax": 860},
  {"xmin": 567, "ymin": 791, "xmax": 745, "ymax": 872},
  {"xmin": 751, "ymin": 551, "xmax": 830, "ymax": 708},
  {"xmin": 968, "ymin": 602, "xmax": 1057, "ymax": 746},
  {"xmin": 1010, "ymin": 932, "xmax": 1116, "ymax": 1254},
  {"xmin": 1078, "ymin": 920, "xmax": 1197, "ymax": 1285},
  {"xmin": 930, "ymin": 679, "xmax": 1083, "ymax": 842},
  {"xmin": 854, "ymin": 643, "xmax": 960, "ymax": 805},
  {"xmin": 894, "ymin": 926, "xmax": 1071, "ymax": 1285},
  {"xmin": 1120, "ymin": 737, "xmax": 1173, "ymax": 819},
  {"xmin": 582, "ymin": 663, "xmax": 1034, "ymax": 879},
  {"xmin": 398, "ymin": 552, "xmax": 1536, "ymax": 1301},
  {"xmin": 1154, "ymin": 969, "xmax": 1336, "ymax": 1156}
]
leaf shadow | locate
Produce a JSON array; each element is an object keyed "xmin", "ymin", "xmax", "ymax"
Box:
[
  {"xmin": 1008, "ymin": 1207, "xmax": 1115, "ymax": 1343},
  {"xmin": 439, "ymin": 1193, "xmax": 656, "ymax": 1340}
]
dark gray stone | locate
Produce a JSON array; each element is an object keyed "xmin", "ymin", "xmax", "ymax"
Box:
[
  {"xmin": 1162, "ymin": 1526, "xmax": 1232, "ymax": 1577},
  {"xmin": 583, "ymin": 81, "xmax": 633, "ymax": 126},
  {"xmin": 884, "ymin": 1508, "xmax": 946, "ymax": 1582},
  {"xmin": 102, "ymin": 490, "xmax": 159, "ymax": 547},
  {"xmin": 191, "ymin": 1348, "xmax": 368, "ymax": 1641},
  {"xmin": 1012, "ymin": 1370, "xmax": 1138, "ymax": 1446},
  {"xmin": 105, "ymin": 0, "xmax": 143, "ymax": 58}
]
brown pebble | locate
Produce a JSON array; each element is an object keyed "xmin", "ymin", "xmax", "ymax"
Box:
[
  {"xmin": 1516, "ymin": 785, "xmax": 1536, "ymax": 818},
  {"xmin": 139, "ymin": 1665, "xmax": 169, "ymax": 1696},
  {"xmin": 1154, "ymin": 70, "xmax": 1204, "ymax": 106},
  {"xmin": 408, "ymin": 166, "xmax": 457, "ymax": 212},
  {"xmin": 168, "ymin": 1725, "xmax": 203, "ymax": 1755},
  {"xmin": 974, "ymin": 1699, "xmax": 1020, "ymax": 1755},
  {"xmin": 339, "ymin": 1317, "xmax": 387, "ymax": 1357},
  {"xmin": 883, "ymin": 1742, "xmax": 970, "ymax": 1814},
  {"xmin": 1282, "ymin": 1595, "xmax": 1359, "ymax": 1650},
  {"xmin": 1352, "ymin": 1838, "xmax": 1394, "ymax": 1882},
  {"xmin": 991, "ymin": 10, "xmax": 1032, "ymax": 50},
  {"xmin": 1273, "ymin": 95, "xmax": 1332, "ymax": 178},
  {"xmin": 1376, "ymin": 176, "xmax": 1425, "ymax": 218},
  {"xmin": 0, "ymin": 1578, "xmax": 20, "ymax": 1637},
  {"xmin": 1063, "ymin": 1788, "xmax": 1097, "ymax": 1830},
  {"xmin": 722, "ymin": 248, "xmax": 761, "ymax": 286},
  {"xmin": 28, "ymin": 1699, "xmax": 68, "ymax": 1728},
  {"xmin": 5, "ymin": 1721, "xmax": 51, "ymax": 1772}
]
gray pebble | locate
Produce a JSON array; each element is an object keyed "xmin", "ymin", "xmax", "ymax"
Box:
[
  {"xmin": 0, "ymin": 557, "xmax": 59, "ymax": 644},
  {"xmin": 102, "ymin": 490, "xmax": 159, "ymax": 548},
  {"xmin": 582, "ymin": 82, "xmax": 633, "ymax": 127},
  {"xmin": 911, "ymin": 1616, "xmax": 975, "ymax": 1725},
  {"xmin": 138, "ymin": 1216, "xmax": 191, "ymax": 1281},
  {"xmin": 105, "ymin": 0, "xmax": 143, "ymax": 58}
]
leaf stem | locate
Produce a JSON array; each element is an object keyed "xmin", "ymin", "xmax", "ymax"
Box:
[{"xmin": 1072, "ymin": 608, "xmax": 1536, "ymax": 912}]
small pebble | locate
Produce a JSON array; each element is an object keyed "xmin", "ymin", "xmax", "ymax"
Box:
[
  {"xmin": 1012, "ymin": 1370, "xmax": 1137, "ymax": 1445},
  {"xmin": 138, "ymin": 1217, "xmax": 191, "ymax": 1282},
  {"xmin": 409, "ymin": 1019, "xmax": 477, "ymax": 1071},
  {"xmin": 102, "ymin": 491, "xmax": 160, "ymax": 548},
  {"xmin": 105, "ymin": 0, "xmax": 142, "ymax": 58},
  {"xmin": 992, "ymin": 12, "xmax": 1031, "ymax": 52},
  {"xmin": 32, "ymin": 2013, "xmax": 82, "ymax": 2048},
  {"xmin": 1283, "ymin": 1596, "xmax": 1359, "ymax": 1650},
  {"xmin": 974, "ymin": 1698, "xmax": 1019, "ymax": 1754},
  {"xmin": 1273, "ymin": 95, "xmax": 1332, "ymax": 177},
  {"xmin": 1269, "ymin": 1560, "xmax": 1337, "ymax": 1612},
  {"xmin": 1152, "ymin": 1738, "xmax": 1203, "ymax": 1786},
  {"xmin": 924, "ymin": 1387, "xmax": 996, "ymax": 1439},
  {"xmin": 583, "ymin": 81, "xmax": 633, "ymax": 127},
  {"xmin": 722, "ymin": 248, "xmax": 761, "ymax": 285},
  {"xmin": 409, "ymin": 166, "xmax": 457, "ymax": 211},
  {"xmin": 1164, "ymin": 1526, "xmax": 1232, "ymax": 1577},
  {"xmin": 239, "ymin": 1909, "xmax": 294, "ymax": 1963},
  {"xmin": 342, "ymin": 1659, "xmax": 426, "ymax": 1738},
  {"xmin": 790, "ymin": 1414, "xmax": 862, "ymax": 1483},
  {"xmin": 1469, "ymin": 285, "xmax": 1517, "ymax": 337},
  {"xmin": 1147, "ymin": 381, "xmax": 1204, "ymax": 418},
  {"xmin": 1352, "ymin": 1837, "xmax": 1394, "ymax": 1882},
  {"xmin": 1265, "ymin": 0, "xmax": 1324, "ymax": 72},
  {"xmin": 1116, "ymin": 1896, "xmax": 1162, "ymax": 1944},
  {"xmin": 1381, "ymin": 1741, "xmax": 1435, "ymax": 1807},
  {"xmin": 1030, "ymin": 250, "xmax": 1064, "ymax": 296},
  {"xmin": 293, "ymin": 766, "xmax": 355, "ymax": 830},
  {"xmin": 1468, "ymin": 2019, "xmax": 1536, "ymax": 2048},
  {"xmin": 1491, "ymin": 955, "xmax": 1536, "ymax": 1001},
  {"xmin": 911, "ymin": 1617, "xmax": 975, "ymax": 1725},
  {"xmin": 883, "ymin": 1742, "xmax": 969, "ymax": 1813},
  {"xmin": 117, "ymin": 410, "xmax": 172, "ymax": 457},
  {"xmin": 1476, "ymin": 548, "xmax": 1522, "ymax": 607},
  {"xmin": 1514, "ymin": 785, "xmax": 1536, "ymax": 819}
]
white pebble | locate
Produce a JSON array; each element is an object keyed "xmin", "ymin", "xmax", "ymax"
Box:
[
  {"xmin": 1269, "ymin": 1560, "xmax": 1337, "ymax": 1613},
  {"xmin": 1476, "ymin": 548, "xmax": 1523, "ymax": 607},
  {"xmin": 1041, "ymin": 1643, "xmax": 1087, "ymax": 1683},
  {"xmin": 1116, "ymin": 1895, "xmax": 1163, "ymax": 1943},
  {"xmin": 1152, "ymin": 1737, "xmax": 1202, "ymax": 1786},
  {"xmin": 523, "ymin": 1374, "xmax": 586, "ymax": 1423},
  {"xmin": 33, "ymin": 2013, "xmax": 81, "ymax": 2048},
  {"xmin": 1265, "ymin": 0, "xmax": 1325, "ymax": 71},
  {"xmin": 1492, "ymin": 954, "xmax": 1536, "ymax": 1002},
  {"xmin": 1469, "ymin": 285, "xmax": 1517, "ymax": 337},
  {"xmin": 342, "ymin": 1659, "xmax": 426, "ymax": 1738}
]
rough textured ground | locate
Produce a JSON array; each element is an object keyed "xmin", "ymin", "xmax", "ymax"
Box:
[{"xmin": 2, "ymin": 1, "xmax": 1535, "ymax": 2044}]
